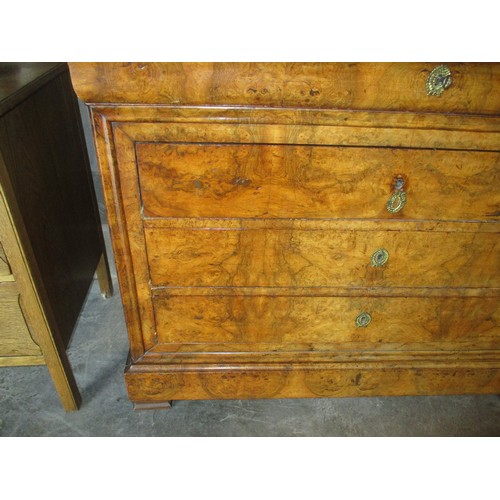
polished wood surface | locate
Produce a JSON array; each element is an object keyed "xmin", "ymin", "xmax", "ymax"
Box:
[
  {"xmin": 69, "ymin": 63, "xmax": 500, "ymax": 114},
  {"xmin": 153, "ymin": 294, "xmax": 499, "ymax": 346},
  {"xmin": 69, "ymin": 62, "xmax": 500, "ymax": 406},
  {"xmin": 125, "ymin": 364, "xmax": 500, "ymax": 402},
  {"xmin": 138, "ymin": 143, "xmax": 500, "ymax": 221},
  {"xmin": 0, "ymin": 63, "xmax": 112, "ymax": 411},
  {"xmin": 0, "ymin": 281, "xmax": 42, "ymax": 356},
  {"xmin": 145, "ymin": 225, "xmax": 499, "ymax": 288},
  {"xmin": 0, "ymin": 63, "xmax": 63, "ymax": 115},
  {"xmin": 117, "ymin": 115, "xmax": 500, "ymax": 153}
]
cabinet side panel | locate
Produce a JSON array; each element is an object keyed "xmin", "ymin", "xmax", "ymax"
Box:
[{"xmin": 0, "ymin": 68, "xmax": 103, "ymax": 347}]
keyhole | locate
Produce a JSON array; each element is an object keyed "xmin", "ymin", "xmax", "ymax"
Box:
[
  {"xmin": 436, "ymin": 74, "xmax": 451, "ymax": 89},
  {"xmin": 371, "ymin": 248, "xmax": 389, "ymax": 267},
  {"xmin": 394, "ymin": 177, "xmax": 405, "ymax": 191}
]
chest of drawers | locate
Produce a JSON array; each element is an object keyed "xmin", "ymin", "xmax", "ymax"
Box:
[{"xmin": 69, "ymin": 63, "xmax": 500, "ymax": 408}]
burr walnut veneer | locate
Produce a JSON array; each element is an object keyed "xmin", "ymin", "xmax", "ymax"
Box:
[{"xmin": 69, "ymin": 63, "xmax": 500, "ymax": 408}]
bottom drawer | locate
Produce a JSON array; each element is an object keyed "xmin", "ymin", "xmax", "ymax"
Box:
[
  {"xmin": 0, "ymin": 282, "xmax": 42, "ymax": 356},
  {"xmin": 152, "ymin": 294, "xmax": 500, "ymax": 348}
]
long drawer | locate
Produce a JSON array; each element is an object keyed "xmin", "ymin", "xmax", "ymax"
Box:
[
  {"xmin": 152, "ymin": 294, "xmax": 500, "ymax": 346},
  {"xmin": 144, "ymin": 225, "xmax": 499, "ymax": 288},
  {"xmin": 137, "ymin": 143, "xmax": 500, "ymax": 221}
]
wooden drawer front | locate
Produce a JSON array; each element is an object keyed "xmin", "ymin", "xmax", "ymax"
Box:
[
  {"xmin": 70, "ymin": 63, "xmax": 500, "ymax": 115},
  {"xmin": 153, "ymin": 295, "xmax": 500, "ymax": 346},
  {"xmin": 145, "ymin": 227, "xmax": 499, "ymax": 288},
  {"xmin": 0, "ymin": 283, "xmax": 41, "ymax": 357},
  {"xmin": 137, "ymin": 144, "xmax": 499, "ymax": 221},
  {"xmin": 0, "ymin": 241, "xmax": 12, "ymax": 278}
]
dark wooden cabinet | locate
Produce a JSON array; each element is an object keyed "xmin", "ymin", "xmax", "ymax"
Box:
[
  {"xmin": 70, "ymin": 63, "xmax": 500, "ymax": 408},
  {"xmin": 0, "ymin": 63, "xmax": 112, "ymax": 411}
]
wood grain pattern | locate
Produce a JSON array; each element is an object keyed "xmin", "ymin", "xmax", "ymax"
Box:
[
  {"xmin": 138, "ymin": 144, "xmax": 500, "ymax": 221},
  {"xmin": 145, "ymin": 226, "xmax": 499, "ymax": 288},
  {"xmin": 91, "ymin": 112, "xmax": 146, "ymax": 361},
  {"xmin": 125, "ymin": 364, "xmax": 500, "ymax": 402},
  {"xmin": 89, "ymin": 104, "xmax": 500, "ymax": 133},
  {"xmin": 0, "ymin": 355, "xmax": 45, "ymax": 367},
  {"xmin": 121, "ymin": 119, "xmax": 500, "ymax": 154},
  {"xmin": 143, "ymin": 342, "xmax": 500, "ymax": 360},
  {"xmin": 97, "ymin": 105, "xmax": 500, "ymax": 151},
  {"xmin": 144, "ymin": 217, "xmax": 499, "ymax": 233},
  {"xmin": 113, "ymin": 125, "xmax": 157, "ymax": 355},
  {"xmin": 69, "ymin": 63, "xmax": 500, "ymax": 115},
  {"xmin": 70, "ymin": 63, "xmax": 500, "ymax": 405},
  {"xmin": 0, "ymin": 281, "xmax": 42, "ymax": 356},
  {"xmin": 153, "ymin": 294, "xmax": 499, "ymax": 346}
]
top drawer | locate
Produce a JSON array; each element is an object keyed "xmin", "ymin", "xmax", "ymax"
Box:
[
  {"xmin": 137, "ymin": 143, "xmax": 500, "ymax": 221},
  {"xmin": 69, "ymin": 63, "xmax": 500, "ymax": 115}
]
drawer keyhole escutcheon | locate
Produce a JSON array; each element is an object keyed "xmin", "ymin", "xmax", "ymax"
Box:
[
  {"xmin": 386, "ymin": 175, "xmax": 407, "ymax": 214},
  {"xmin": 426, "ymin": 65, "xmax": 452, "ymax": 96},
  {"xmin": 355, "ymin": 312, "xmax": 372, "ymax": 328},
  {"xmin": 371, "ymin": 248, "xmax": 389, "ymax": 267}
]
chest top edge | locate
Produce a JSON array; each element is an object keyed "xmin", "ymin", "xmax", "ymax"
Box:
[{"xmin": 68, "ymin": 62, "xmax": 500, "ymax": 116}]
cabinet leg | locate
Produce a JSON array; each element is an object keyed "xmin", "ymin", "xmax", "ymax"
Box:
[
  {"xmin": 133, "ymin": 401, "xmax": 173, "ymax": 411},
  {"xmin": 96, "ymin": 252, "xmax": 113, "ymax": 299},
  {"xmin": 46, "ymin": 350, "xmax": 82, "ymax": 412}
]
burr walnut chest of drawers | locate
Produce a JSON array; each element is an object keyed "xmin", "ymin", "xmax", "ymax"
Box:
[{"xmin": 69, "ymin": 63, "xmax": 500, "ymax": 408}]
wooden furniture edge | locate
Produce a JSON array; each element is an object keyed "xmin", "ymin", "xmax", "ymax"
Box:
[
  {"xmin": 124, "ymin": 362, "xmax": 500, "ymax": 402},
  {"xmin": 0, "ymin": 355, "xmax": 46, "ymax": 367},
  {"xmin": 0, "ymin": 150, "xmax": 81, "ymax": 411},
  {"xmin": 0, "ymin": 63, "xmax": 67, "ymax": 117}
]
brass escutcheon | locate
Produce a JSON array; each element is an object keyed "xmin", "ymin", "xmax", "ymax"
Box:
[
  {"xmin": 355, "ymin": 312, "xmax": 372, "ymax": 328},
  {"xmin": 371, "ymin": 248, "xmax": 389, "ymax": 267},
  {"xmin": 426, "ymin": 65, "xmax": 452, "ymax": 96},
  {"xmin": 386, "ymin": 190, "xmax": 407, "ymax": 213}
]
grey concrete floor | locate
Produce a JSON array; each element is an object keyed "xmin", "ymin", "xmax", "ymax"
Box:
[{"xmin": 0, "ymin": 226, "xmax": 499, "ymax": 436}]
